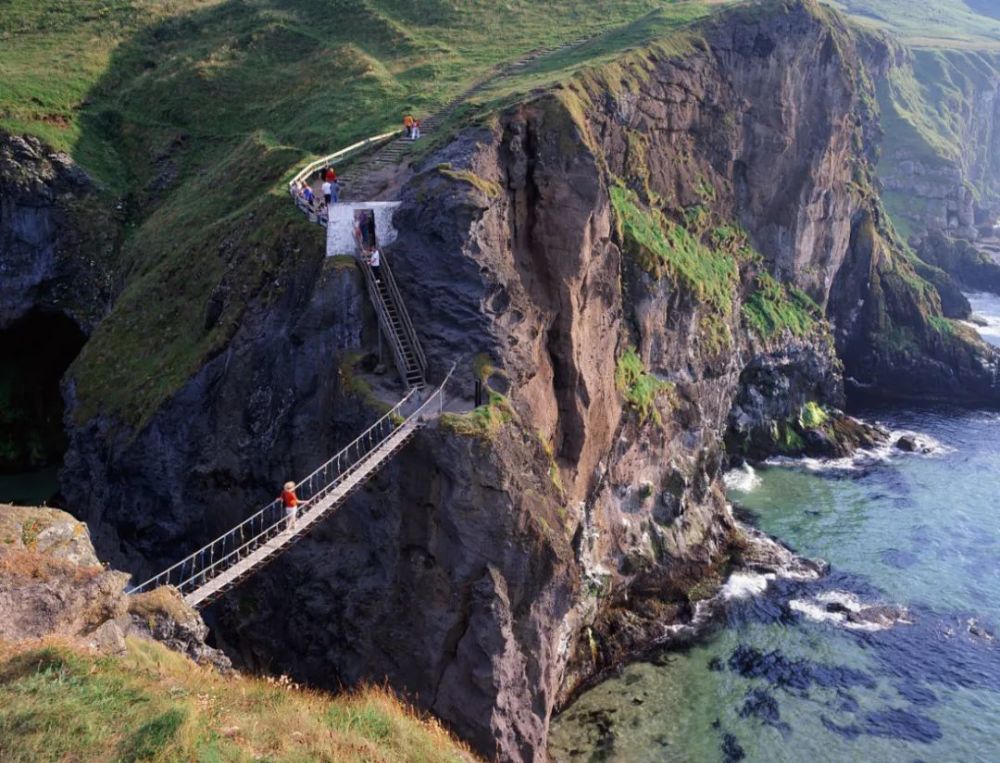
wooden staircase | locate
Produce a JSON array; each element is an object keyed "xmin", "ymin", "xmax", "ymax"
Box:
[{"xmin": 357, "ymin": 247, "xmax": 427, "ymax": 391}]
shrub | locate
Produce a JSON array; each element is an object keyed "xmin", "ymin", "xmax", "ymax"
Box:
[{"xmin": 615, "ymin": 347, "xmax": 672, "ymax": 426}]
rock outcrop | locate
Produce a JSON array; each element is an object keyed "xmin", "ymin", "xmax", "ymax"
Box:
[
  {"xmin": 0, "ymin": 505, "xmax": 228, "ymax": 669},
  {"xmin": 205, "ymin": 3, "xmax": 986, "ymax": 759},
  {"xmin": 0, "ymin": 133, "xmax": 115, "ymax": 332}
]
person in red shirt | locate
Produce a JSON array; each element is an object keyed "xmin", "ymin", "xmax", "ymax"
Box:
[
  {"xmin": 282, "ymin": 481, "xmax": 299, "ymax": 529},
  {"xmin": 324, "ymin": 167, "xmax": 336, "ymax": 182}
]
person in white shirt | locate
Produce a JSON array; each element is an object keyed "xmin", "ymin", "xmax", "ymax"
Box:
[
  {"xmin": 321, "ymin": 180, "xmax": 332, "ymax": 207},
  {"xmin": 369, "ymin": 247, "xmax": 381, "ymax": 281}
]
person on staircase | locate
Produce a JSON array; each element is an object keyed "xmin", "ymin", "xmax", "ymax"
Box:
[
  {"xmin": 369, "ymin": 247, "xmax": 382, "ymax": 282},
  {"xmin": 403, "ymin": 114, "xmax": 414, "ymax": 139},
  {"xmin": 324, "ymin": 166, "xmax": 337, "ymax": 183},
  {"xmin": 282, "ymin": 481, "xmax": 299, "ymax": 529},
  {"xmin": 411, "ymin": 119, "xmax": 421, "ymax": 141},
  {"xmin": 322, "ymin": 179, "xmax": 333, "ymax": 208}
]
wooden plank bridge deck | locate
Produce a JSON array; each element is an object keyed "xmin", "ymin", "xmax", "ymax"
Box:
[{"xmin": 184, "ymin": 410, "xmax": 426, "ymax": 608}]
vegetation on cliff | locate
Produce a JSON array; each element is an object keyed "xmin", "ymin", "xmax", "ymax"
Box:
[
  {"xmin": 742, "ymin": 273, "xmax": 819, "ymax": 340},
  {"xmin": 2, "ymin": 0, "xmax": 683, "ymax": 426},
  {"xmin": 615, "ymin": 347, "xmax": 673, "ymax": 426},
  {"xmin": 0, "ymin": 639, "xmax": 474, "ymax": 763}
]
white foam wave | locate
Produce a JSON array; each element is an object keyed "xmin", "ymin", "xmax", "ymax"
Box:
[
  {"xmin": 790, "ymin": 590, "xmax": 911, "ymax": 632},
  {"xmin": 723, "ymin": 463, "xmax": 761, "ymax": 493},
  {"xmin": 721, "ymin": 571, "xmax": 774, "ymax": 600},
  {"xmin": 965, "ymin": 291, "xmax": 1000, "ymax": 349},
  {"xmin": 765, "ymin": 425, "xmax": 950, "ymax": 473}
]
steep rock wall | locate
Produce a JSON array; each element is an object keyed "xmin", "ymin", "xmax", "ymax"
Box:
[
  {"xmin": 210, "ymin": 4, "xmax": 915, "ymax": 760},
  {"xmin": 7, "ymin": 2, "xmax": 999, "ymax": 761},
  {"xmin": 62, "ymin": 256, "xmax": 377, "ymax": 576},
  {"xmin": 0, "ymin": 133, "xmax": 116, "ymax": 332},
  {"xmin": 878, "ymin": 46, "xmax": 1000, "ymax": 240}
]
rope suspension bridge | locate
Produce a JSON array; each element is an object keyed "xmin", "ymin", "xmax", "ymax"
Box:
[{"xmin": 130, "ymin": 369, "xmax": 452, "ymax": 609}]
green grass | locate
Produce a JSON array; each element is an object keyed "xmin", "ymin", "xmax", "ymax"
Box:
[
  {"xmin": 830, "ymin": 0, "xmax": 1000, "ymax": 47},
  {"xmin": 0, "ymin": 639, "xmax": 474, "ymax": 762},
  {"xmin": 615, "ymin": 347, "xmax": 672, "ymax": 426},
  {"xmin": 610, "ymin": 183, "xmax": 738, "ymax": 312},
  {"xmin": 436, "ymin": 165, "xmax": 502, "ymax": 198},
  {"xmin": 3, "ymin": 0, "xmax": 696, "ymax": 426},
  {"xmin": 798, "ymin": 401, "xmax": 829, "ymax": 429},
  {"xmin": 742, "ymin": 272, "xmax": 818, "ymax": 340},
  {"xmin": 438, "ymin": 390, "xmax": 515, "ymax": 439},
  {"xmin": 69, "ymin": 134, "xmax": 318, "ymax": 426}
]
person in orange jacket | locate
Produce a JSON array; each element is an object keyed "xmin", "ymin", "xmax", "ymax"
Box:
[{"xmin": 403, "ymin": 114, "xmax": 414, "ymax": 138}]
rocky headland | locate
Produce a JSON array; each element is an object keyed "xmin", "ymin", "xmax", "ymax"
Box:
[{"xmin": 4, "ymin": 0, "xmax": 1000, "ymax": 760}]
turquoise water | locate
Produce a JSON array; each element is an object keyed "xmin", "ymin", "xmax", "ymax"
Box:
[
  {"xmin": 966, "ymin": 292, "xmax": 1000, "ymax": 348},
  {"xmin": 550, "ymin": 414, "xmax": 1000, "ymax": 761}
]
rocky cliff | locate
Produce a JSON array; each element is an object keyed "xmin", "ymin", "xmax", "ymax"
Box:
[
  {"xmin": 0, "ymin": 134, "xmax": 115, "ymax": 472},
  {"xmin": 0, "ymin": 504, "xmax": 227, "ymax": 668},
  {"xmin": 196, "ymin": 3, "xmax": 995, "ymax": 759},
  {"xmin": 877, "ymin": 45, "xmax": 1000, "ymax": 241},
  {"xmin": 5, "ymin": 1, "xmax": 1000, "ymax": 761}
]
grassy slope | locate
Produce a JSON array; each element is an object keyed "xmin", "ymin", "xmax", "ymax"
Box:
[
  {"xmin": 3, "ymin": 0, "xmax": 688, "ymax": 426},
  {"xmin": 0, "ymin": 638, "xmax": 474, "ymax": 762},
  {"xmin": 830, "ymin": 0, "xmax": 1000, "ymax": 48},
  {"xmin": 5, "ymin": 0, "xmax": 990, "ymax": 424},
  {"xmin": 824, "ymin": 2, "xmax": 1000, "ymax": 239}
]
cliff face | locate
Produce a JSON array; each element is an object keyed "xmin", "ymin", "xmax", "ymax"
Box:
[
  {"xmin": 877, "ymin": 46, "xmax": 1000, "ymax": 241},
  {"xmin": 62, "ymin": 255, "xmax": 376, "ymax": 575},
  {"xmin": 5, "ymin": 2, "xmax": 1000, "ymax": 762},
  {"xmin": 209, "ymin": 4, "xmax": 936, "ymax": 760},
  {"xmin": 0, "ymin": 133, "xmax": 116, "ymax": 333},
  {"xmin": 0, "ymin": 134, "xmax": 116, "ymax": 472}
]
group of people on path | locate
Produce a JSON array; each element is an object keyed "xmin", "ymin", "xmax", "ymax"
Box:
[
  {"xmin": 294, "ymin": 166, "xmax": 342, "ymax": 216},
  {"xmin": 295, "ymin": 112, "xmax": 423, "ymax": 217}
]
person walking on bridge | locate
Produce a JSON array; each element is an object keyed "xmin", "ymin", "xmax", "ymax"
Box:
[
  {"xmin": 322, "ymin": 179, "xmax": 333, "ymax": 207},
  {"xmin": 282, "ymin": 481, "xmax": 299, "ymax": 529}
]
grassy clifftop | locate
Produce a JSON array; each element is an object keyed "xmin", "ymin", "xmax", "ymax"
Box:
[
  {"xmin": 830, "ymin": 0, "xmax": 1000, "ymax": 48},
  {"xmin": 2, "ymin": 0, "xmax": 698, "ymax": 425},
  {"xmin": 0, "ymin": 638, "xmax": 475, "ymax": 762}
]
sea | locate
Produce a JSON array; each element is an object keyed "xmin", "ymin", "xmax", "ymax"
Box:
[{"xmin": 551, "ymin": 294, "xmax": 1000, "ymax": 762}]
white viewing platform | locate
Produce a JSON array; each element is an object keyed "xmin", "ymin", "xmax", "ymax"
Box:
[{"xmin": 326, "ymin": 202, "xmax": 401, "ymax": 257}]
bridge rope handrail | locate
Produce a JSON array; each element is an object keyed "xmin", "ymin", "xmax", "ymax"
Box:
[
  {"xmin": 183, "ymin": 366, "xmax": 454, "ymax": 606},
  {"xmin": 128, "ymin": 379, "xmax": 439, "ymax": 597}
]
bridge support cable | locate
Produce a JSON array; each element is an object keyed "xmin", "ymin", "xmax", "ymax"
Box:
[{"xmin": 128, "ymin": 367, "xmax": 453, "ymax": 608}]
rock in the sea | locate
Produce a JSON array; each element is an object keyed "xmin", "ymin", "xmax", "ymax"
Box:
[{"xmin": 895, "ymin": 435, "xmax": 919, "ymax": 453}]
